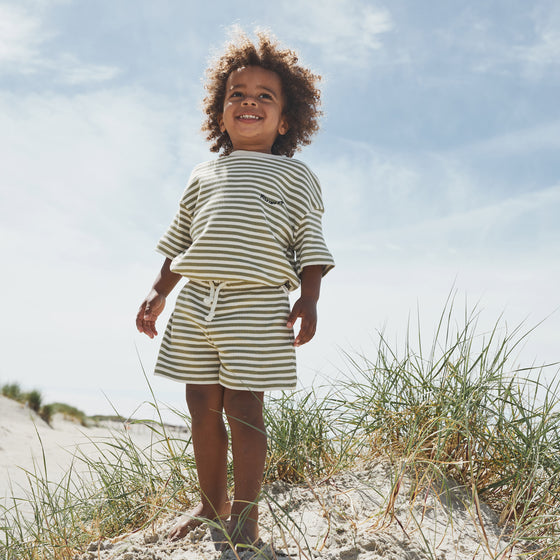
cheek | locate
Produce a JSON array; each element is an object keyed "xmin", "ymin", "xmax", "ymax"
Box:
[{"xmin": 219, "ymin": 103, "xmax": 234, "ymax": 132}]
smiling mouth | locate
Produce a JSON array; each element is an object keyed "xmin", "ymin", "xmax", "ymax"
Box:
[{"xmin": 237, "ymin": 114, "xmax": 262, "ymax": 121}]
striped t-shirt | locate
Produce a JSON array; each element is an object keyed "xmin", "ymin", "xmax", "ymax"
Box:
[{"xmin": 156, "ymin": 150, "xmax": 334, "ymax": 290}]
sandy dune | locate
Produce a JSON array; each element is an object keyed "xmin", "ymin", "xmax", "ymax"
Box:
[
  {"xmin": 71, "ymin": 467, "xmax": 518, "ymax": 560},
  {"xmin": 1, "ymin": 395, "xmax": 518, "ymax": 559},
  {"xmin": 0, "ymin": 396, "xmax": 179, "ymax": 510}
]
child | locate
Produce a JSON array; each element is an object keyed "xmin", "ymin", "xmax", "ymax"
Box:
[{"xmin": 136, "ymin": 30, "xmax": 334, "ymax": 550}]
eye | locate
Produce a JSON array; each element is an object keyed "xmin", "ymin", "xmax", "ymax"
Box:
[
  {"xmin": 230, "ymin": 91, "xmax": 243, "ymax": 98},
  {"xmin": 259, "ymin": 93, "xmax": 273, "ymax": 100}
]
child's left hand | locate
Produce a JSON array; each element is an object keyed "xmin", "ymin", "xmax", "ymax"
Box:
[{"xmin": 286, "ymin": 297, "xmax": 317, "ymax": 347}]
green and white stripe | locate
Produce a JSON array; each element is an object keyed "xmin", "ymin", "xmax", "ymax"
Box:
[
  {"xmin": 155, "ymin": 282, "xmax": 297, "ymax": 391},
  {"xmin": 156, "ymin": 150, "xmax": 334, "ymax": 289}
]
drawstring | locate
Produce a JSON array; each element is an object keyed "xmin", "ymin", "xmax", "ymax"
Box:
[
  {"xmin": 203, "ymin": 281, "xmax": 227, "ymax": 322},
  {"xmin": 202, "ymin": 282, "xmax": 287, "ymax": 322}
]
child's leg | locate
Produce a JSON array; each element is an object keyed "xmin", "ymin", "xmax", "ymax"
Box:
[
  {"xmin": 223, "ymin": 389, "xmax": 266, "ymax": 547},
  {"xmin": 168, "ymin": 383, "xmax": 231, "ymax": 540}
]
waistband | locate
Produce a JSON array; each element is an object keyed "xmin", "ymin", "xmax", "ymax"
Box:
[{"xmin": 190, "ymin": 280, "xmax": 289, "ymax": 322}]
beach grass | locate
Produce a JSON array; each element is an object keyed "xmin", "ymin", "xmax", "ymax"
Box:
[
  {"xmin": 1, "ymin": 301, "xmax": 559, "ymax": 559},
  {"xmin": 0, "ymin": 385, "xmax": 88, "ymax": 427}
]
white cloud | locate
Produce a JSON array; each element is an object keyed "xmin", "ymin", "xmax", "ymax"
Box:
[
  {"xmin": 453, "ymin": 120, "xmax": 560, "ymax": 158},
  {"xmin": 44, "ymin": 53, "xmax": 121, "ymax": 85},
  {"xmin": 515, "ymin": 13, "xmax": 560, "ymax": 75},
  {"xmin": 0, "ymin": 86, "xmax": 210, "ymax": 414},
  {"xmin": 0, "ymin": 2, "xmax": 119, "ymax": 84},
  {"xmin": 308, "ymin": 140, "xmax": 482, "ymax": 242},
  {"xmin": 278, "ymin": 0, "xmax": 393, "ymax": 67},
  {"xmin": 527, "ymin": 29, "xmax": 560, "ymax": 65},
  {"xmin": 470, "ymin": 5, "xmax": 560, "ymax": 78},
  {"xmin": 0, "ymin": 86, "xmax": 202, "ymax": 289},
  {"xmin": 403, "ymin": 4, "xmax": 559, "ymax": 82},
  {"xmin": 338, "ymin": 180, "xmax": 560, "ymax": 262},
  {"xmin": 0, "ymin": 3, "xmax": 45, "ymax": 68}
]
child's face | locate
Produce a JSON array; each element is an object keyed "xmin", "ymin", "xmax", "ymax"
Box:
[{"xmin": 219, "ymin": 66, "xmax": 288, "ymax": 154}]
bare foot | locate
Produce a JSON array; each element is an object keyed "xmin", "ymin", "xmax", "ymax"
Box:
[
  {"xmin": 168, "ymin": 502, "xmax": 231, "ymax": 541},
  {"xmin": 225, "ymin": 515, "xmax": 259, "ymax": 550}
]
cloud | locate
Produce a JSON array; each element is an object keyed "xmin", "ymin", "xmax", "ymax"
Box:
[
  {"xmin": 0, "ymin": 2, "xmax": 119, "ymax": 84},
  {"xmin": 381, "ymin": 3, "xmax": 559, "ymax": 85},
  {"xmin": 0, "ymin": 85, "xmax": 208, "ymax": 413},
  {"xmin": 519, "ymin": 29, "xmax": 560, "ymax": 67},
  {"xmin": 308, "ymin": 139, "xmax": 484, "ymax": 241},
  {"xmin": 0, "ymin": 3, "xmax": 45, "ymax": 68},
  {"xmin": 0, "ymin": 88, "xmax": 207, "ymax": 267},
  {"xmin": 453, "ymin": 120, "xmax": 560, "ymax": 161},
  {"xmin": 41, "ymin": 53, "xmax": 121, "ymax": 86},
  {"xmin": 277, "ymin": 0, "xmax": 393, "ymax": 67},
  {"xmin": 336, "ymin": 180, "xmax": 560, "ymax": 263},
  {"xmin": 455, "ymin": 4, "xmax": 560, "ymax": 78},
  {"xmin": 306, "ymin": 126, "xmax": 560, "ymax": 270},
  {"xmin": 515, "ymin": 6, "xmax": 560, "ymax": 75}
]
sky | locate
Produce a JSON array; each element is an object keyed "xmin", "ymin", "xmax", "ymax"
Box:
[{"xmin": 1, "ymin": 0, "xmax": 559, "ymax": 421}]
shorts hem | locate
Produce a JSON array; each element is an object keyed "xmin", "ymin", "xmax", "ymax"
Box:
[{"xmin": 155, "ymin": 371, "xmax": 296, "ymax": 392}]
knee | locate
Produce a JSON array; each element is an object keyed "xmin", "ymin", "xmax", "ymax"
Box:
[
  {"xmin": 224, "ymin": 390, "xmax": 264, "ymax": 429},
  {"xmin": 186, "ymin": 384, "xmax": 224, "ymax": 422}
]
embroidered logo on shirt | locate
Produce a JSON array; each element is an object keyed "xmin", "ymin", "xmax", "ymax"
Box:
[{"xmin": 260, "ymin": 194, "xmax": 285, "ymax": 206}]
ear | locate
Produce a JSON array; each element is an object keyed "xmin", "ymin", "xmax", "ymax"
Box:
[
  {"xmin": 218, "ymin": 115, "xmax": 226, "ymax": 133},
  {"xmin": 278, "ymin": 116, "xmax": 289, "ymax": 136}
]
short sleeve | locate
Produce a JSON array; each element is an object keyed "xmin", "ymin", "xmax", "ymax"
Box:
[
  {"xmin": 155, "ymin": 201, "xmax": 192, "ymax": 259},
  {"xmin": 293, "ymin": 208, "xmax": 335, "ymax": 277},
  {"xmin": 155, "ymin": 174, "xmax": 200, "ymax": 260}
]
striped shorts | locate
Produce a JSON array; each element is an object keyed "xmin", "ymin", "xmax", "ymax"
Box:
[{"xmin": 154, "ymin": 281, "xmax": 297, "ymax": 391}]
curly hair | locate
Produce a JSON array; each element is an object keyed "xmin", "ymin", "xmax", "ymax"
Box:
[{"xmin": 202, "ymin": 30, "xmax": 322, "ymax": 158}]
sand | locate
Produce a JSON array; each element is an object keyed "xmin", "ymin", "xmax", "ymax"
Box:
[
  {"xmin": 0, "ymin": 395, "xmax": 184, "ymax": 516},
  {"xmin": 0, "ymin": 395, "xmax": 519, "ymax": 559},
  {"xmin": 70, "ymin": 468, "xmax": 518, "ymax": 560}
]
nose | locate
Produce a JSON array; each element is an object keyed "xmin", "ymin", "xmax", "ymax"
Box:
[{"xmin": 241, "ymin": 96, "xmax": 257, "ymax": 106}]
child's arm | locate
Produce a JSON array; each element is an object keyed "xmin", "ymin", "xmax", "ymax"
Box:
[
  {"xmin": 286, "ymin": 265, "xmax": 323, "ymax": 347},
  {"xmin": 136, "ymin": 258, "xmax": 182, "ymax": 339}
]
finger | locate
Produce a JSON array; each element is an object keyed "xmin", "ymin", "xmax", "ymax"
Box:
[
  {"xmin": 294, "ymin": 331, "xmax": 307, "ymax": 347},
  {"xmin": 144, "ymin": 300, "xmax": 163, "ymax": 321},
  {"xmin": 137, "ymin": 320, "xmax": 151, "ymax": 337},
  {"xmin": 145, "ymin": 322, "xmax": 157, "ymax": 338},
  {"xmin": 294, "ymin": 319, "xmax": 316, "ymax": 347},
  {"xmin": 140, "ymin": 321, "xmax": 155, "ymax": 339},
  {"xmin": 286, "ymin": 306, "xmax": 300, "ymax": 328},
  {"xmin": 142, "ymin": 306, "xmax": 158, "ymax": 336},
  {"xmin": 136, "ymin": 302, "xmax": 159, "ymax": 338},
  {"xmin": 136, "ymin": 303, "xmax": 147, "ymax": 333}
]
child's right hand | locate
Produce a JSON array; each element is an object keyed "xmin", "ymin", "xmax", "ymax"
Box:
[{"xmin": 136, "ymin": 290, "xmax": 166, "ymax": 339}]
